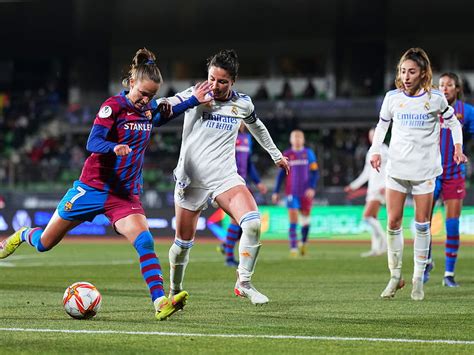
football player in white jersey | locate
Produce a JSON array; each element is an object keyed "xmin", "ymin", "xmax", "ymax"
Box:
[
  {"xmin": 369, "ymin": 48, "xmax": 466, "ymax": 301},
  {"xmin": 345, "ymin": 128, "xmax": 388, "ymax": 257},
  {"xmin": 162, "ymin": 49, "xmax": 289, "ymax": 306}
]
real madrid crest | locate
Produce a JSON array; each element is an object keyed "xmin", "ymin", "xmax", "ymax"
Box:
[
  {"xmin": 231, "ymin": 106, "xmax": 238, "ymax": 115},
  {"xmin": 424, "ymin": 102, "xmax": 430, "ymax": 111}
]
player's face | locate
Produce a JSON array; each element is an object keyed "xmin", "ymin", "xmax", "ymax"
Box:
[
  {"xmin": 400, "ymin": 60, "xmax": 423, "ymax": 94},
  {"xmin": 208, "ymin": 66, "xmax": 234, "ymax": 100},
  {"xmin": 129, "ymin": 78, "xmax": 160, "ymax": 110},
  {"xmin": 290, "ymin": 131, "xmax": 305, "ymax": 149},
  {"xmin": 439, "ymin": 76, "xmax": 458, "ymax": 104}
]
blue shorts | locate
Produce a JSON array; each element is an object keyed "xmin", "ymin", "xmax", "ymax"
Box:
[
  {"xmin": 286, "ymin": 195, "xmax": 312, "ymax": 213},
  {"xmin": 57, "ymin": 181, "xmax": 145, "ymax": 225}
]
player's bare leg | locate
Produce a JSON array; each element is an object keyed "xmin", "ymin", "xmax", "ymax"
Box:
[{"xmin": 1, "ymin": 211, "xmax": 80, "ymax": 258}]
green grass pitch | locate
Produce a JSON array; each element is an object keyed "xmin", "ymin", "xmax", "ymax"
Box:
[{"xmin": 0, "ymin": 240, "xmax": 473, "ymax": 354}]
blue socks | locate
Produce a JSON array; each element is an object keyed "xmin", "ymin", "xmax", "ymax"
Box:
[
  {"xmin": 445, "ymin": 218, "xmax": 460, "ymax": 276},
  {"xmin": 225, "ymin": 223, "xmax": 241, "ymax": 262},
  {"xmin": 133, "ymin": 231, "xmax": 165, "ymax": 301},
  {"xmin": 289, "ymin": 223, "xmax": 298, "ymax": 249},
  {"xmin": 21, "ymin": 227, "xmax": 48, "ymax": 252},
  {"xmin": 301, "ymin": 225, "xmax": 310, "ymax": 244}
]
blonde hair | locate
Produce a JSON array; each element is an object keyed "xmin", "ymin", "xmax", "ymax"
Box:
[
  {"xmin": 122, "ymin": 48, "xmax": 162, "ymax": 88},
  {"xmin": 395, "ymin": 48, "xmax": 433, "ymax": 94}
]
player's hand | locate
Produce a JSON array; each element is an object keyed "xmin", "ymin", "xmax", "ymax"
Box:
[
  {"xmin": 305, "ymin": 188, "xmax": 315, "ymax": 200},
  {"xmin": 370, "ymin": 154, "xmax": 381, "ymax": 172},
  {"xmin": 276, "ymin": 156, "xmax": 290, "ymax": 175},
  {"xmin": 271, "ymin": 193, "xmax": 280, "ymax": 204},
  {"xmin": 453, "ymin": 144, "xmax": 467, "ymax": 165},
  {"xmin": 257, "ymin": 182, "xmax": 268, "ymax": 194},
  {"xmin": 157, "ymin": 99, "xmax": 173, "ymax": 118},
  {"xmin": 344, "ymin": 185, "xmax": 353, "ymax": 193},
  {"xmin": 114, "ymin": 144, "xmax": 132, "ymax": 156},
  {"xmin": 193, "ymin": 81, "xmax": 213, "ymax": 104}
]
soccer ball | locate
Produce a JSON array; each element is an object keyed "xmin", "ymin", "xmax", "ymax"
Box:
[{"xmin": 63, "ymin": 282, "xmax": 102, "ymax": 319}]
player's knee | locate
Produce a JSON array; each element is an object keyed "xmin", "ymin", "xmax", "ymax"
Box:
[
  {"xmin": 239, "ymin": 211, "xmax": 261, "ymax": 238},
  {"xmin": 414, "ymin": 221, "xmax": 430, "ymax": 233},
  {"xmin": 300, "ymin": 215, "xmax": 310, "ymax": 226},
  {"xmin": 170, "ymin": 237, "xmax": 193, "ymax": 264},
  {"xmin": 387, "ymin": 217, "xmax": 402, "ymax": 230},
  {"xmin": 133, "ymin": 231, "xmax": 155, "ymax": 252}
]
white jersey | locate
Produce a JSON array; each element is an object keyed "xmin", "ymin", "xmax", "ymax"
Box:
[
  {"xmin": 350, "ymin": 143, "xmax": 388, "ymax": 193},
  {"xmin": 371, "ymin": 88, "xmax": 461, "ymax": 181},
  {"xmin": 164, "ymin": 87, "xmax": 283, "ymax": 190}
]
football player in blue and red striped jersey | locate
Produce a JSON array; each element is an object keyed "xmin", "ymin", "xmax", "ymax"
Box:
[
  {"xmin": 424, "ymin": 72, "xmax": 474, "ymax": 287},
  {"xmin": 272, "ymin": 130, "xmax": 319, "ymax": 256},
  {"xmin": 0, "ymin": 48, "xmax": 212, "ymax": 320}
]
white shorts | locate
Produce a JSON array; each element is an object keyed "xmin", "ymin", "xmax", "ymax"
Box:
[
  {"xmin": 174, "ymin": 174, "xmax": 246, "ymax": 211},
  {"xmin": 386, "ymin": 176, "xmax": 436, "ymax": 195},
  {"xmin": 366, "ymin": 189, "xmax": 385, "ymax": 204}
]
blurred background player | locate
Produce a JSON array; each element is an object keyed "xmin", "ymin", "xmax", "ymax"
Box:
[
  {"xmin": 0, "ymin": 48, "xmax": 212, "ymax": 320},
  {"xmin": 162, "ymin": 49, "xmax": 289, "ymax": 306},
  {"xmin": 272, "ymin": 129, "xmax": 319, "ymax": 257},
  {"xmin": 345, "ymin": 128, "xmax": 388, "ymax": 257},
  {"xmin": 424, "ymin": 72, "xmax": 474, "ymax": 287},
  {"xmin": 370, "ymin": 48, "xmax": 465, "ymax": 301},
  {"xmin": 220, "ymin": 122, "xmax": 268, "ymax": 267}
]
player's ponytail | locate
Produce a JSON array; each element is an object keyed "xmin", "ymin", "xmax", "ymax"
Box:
[
  {"xmin": 122, "ymin": 48, "xmax": 163, "ymax": 88},
  {"xmin": 440, "ymin": 72, "xmax": 464, "ymax": 101},
  {"xmin": 395, "ymin": 47, "xmax": 433, "ymax": 95},
  {"xmin": 207, "ymin": 49, "xmax": 239, "ymax": 81}
]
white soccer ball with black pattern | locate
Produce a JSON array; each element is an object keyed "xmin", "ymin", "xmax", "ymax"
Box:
[{"xmin": 63, "ymin": 281, "xmax": 102, "ymax": 319}]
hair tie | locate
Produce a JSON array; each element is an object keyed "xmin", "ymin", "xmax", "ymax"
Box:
[{"xmin": 146, "ymin": 59, "xmax": 155, "ymax": 65}]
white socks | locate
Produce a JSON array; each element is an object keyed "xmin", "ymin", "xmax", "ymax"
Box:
[
  {"xmin": 237, "ymin": 211, "xmax": 261, "ymax": 282},
  {"xmin": 386, "ymin": 222, "xmax": 431, "ymax": 281},
  {"xmin": 365, "ymin": 217, "xmax": 386, "ymax": 252},
  {"xmin": 168, "ymin": 237, "xmax": 194, "ymax": 292},
  {"xmin": 387, "ymin": 228, "xmax": 404, "ymax": 279},
  {"xmin": 413, "ymin": 222, "xmax": 431, "ymax": 280}
]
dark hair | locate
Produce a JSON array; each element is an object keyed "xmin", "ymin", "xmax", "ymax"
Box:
[
  {"xmin": 440, "ymin": 72, "xmax": 464, "ymax": 100},
  {"xmin": 122, "ymin": 48, "xmax": 163, "ymax": 88},
  {"xmin": 206, "ymin": 49, "xmax": 239, "ymax": 81},
  {"xmin": 395, "ymin": 47, "xmax": 433, "ymax": 94}
]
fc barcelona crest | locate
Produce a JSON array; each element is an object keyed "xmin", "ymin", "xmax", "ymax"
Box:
[
  {"xmin": 145, "ymin": 110, "xmax": 152, "ymax": 120},
  {"xmin": 64, "ymin": 201, "xmax": 73, "ymax": 211}
]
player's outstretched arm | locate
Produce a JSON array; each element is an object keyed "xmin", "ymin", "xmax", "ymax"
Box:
[
  {"xmin": 243, "ymin": 113, "xmax": 285, "ymax": 167},
  {"xmin": 153, "ymin": 82, "xmax": 212, "ymax": 127}
]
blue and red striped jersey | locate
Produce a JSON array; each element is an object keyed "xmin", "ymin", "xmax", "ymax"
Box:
[
  {"xmin": 279, "ymin": 147, "xmax": 318, "ymax": 196},
  {"xmin": 440, "ymin": 100, "xmax": 474, "ymax": 179},
  {"xmin": 236, "ymin": 132, "xmax": 251, "ymax": 179},
  {"xmin": 79, "ymin": 91, "xmax": 155, "ymax": 195}
]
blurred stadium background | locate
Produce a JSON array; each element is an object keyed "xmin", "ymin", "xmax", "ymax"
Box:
[{"xmin": 0, "ymin": 0, "xmax": 473, "ymax": 239}]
